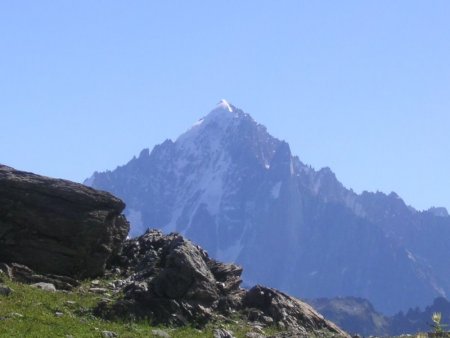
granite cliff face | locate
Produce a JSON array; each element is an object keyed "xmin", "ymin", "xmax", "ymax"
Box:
[
  {"xmin": 86, "ymin": 100, "xmax": 450, "ymax": 315},
  {"xmin": 0, "ymin": 165, "xmax": 129, "ymax": 278}
]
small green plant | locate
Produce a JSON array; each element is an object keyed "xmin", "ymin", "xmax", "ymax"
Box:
[{"xmin": 430, "ymin": 311, "xmax": 448, "ymax": 334}]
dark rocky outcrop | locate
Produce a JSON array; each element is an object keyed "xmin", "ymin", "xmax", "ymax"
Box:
[
  {"xmin": 98, "ymin": 229, "xmax": 245, "ymax": 325},
  {"xmin": 97, "ymin": 229, "xmax": 349, "ymax": 337},
  {"xmin": 0, "ymin": 165, "xmax": 129, "ymax": 278}
]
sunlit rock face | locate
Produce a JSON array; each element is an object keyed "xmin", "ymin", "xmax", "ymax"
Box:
[{"xmin": 86, "ymin": 101, "xmax": 450, "ymax": 315}]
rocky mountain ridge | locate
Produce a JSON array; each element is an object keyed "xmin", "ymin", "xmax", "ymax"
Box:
[{"xmin": 86, "ymin": 101, "xmax": 450, "ymax": 314}]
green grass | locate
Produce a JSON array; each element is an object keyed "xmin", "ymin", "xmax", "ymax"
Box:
[{"xmin": 0, "ymin": 278, "xmax": 281, "ymax": 338}]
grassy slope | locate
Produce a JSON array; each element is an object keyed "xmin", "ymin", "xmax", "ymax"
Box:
[
  {"xmin": 0, "ymin": 277, "xmax": 282, "ymax": 338},
  {"xmin": 2, "ymin": 277, "xmax": 422, "ymax": 337}
]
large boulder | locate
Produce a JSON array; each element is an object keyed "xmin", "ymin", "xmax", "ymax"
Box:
[
  {"xmin": 0, "ymin": 165, "xmax": 129, "ymax": 278},
  {"xmin": 101, "ymin": 229, "xmax": 244, "ymax": 325}
]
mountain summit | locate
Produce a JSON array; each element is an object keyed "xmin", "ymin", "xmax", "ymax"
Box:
[{"xmin": 86, "ymin": 101, "xmax": 450, "ymax": 314}]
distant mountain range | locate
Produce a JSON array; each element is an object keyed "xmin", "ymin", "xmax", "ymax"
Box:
[
  {"xmin": 307, "ymin": 297, "xmax": 390, "ymax": 336},
  {"xmin": 85, "ymin": 100, "xmax": 450, "ymax": 315},
  {"xmin": 308, "ymin": 296, "xmax": 450, "ymax": 336}
]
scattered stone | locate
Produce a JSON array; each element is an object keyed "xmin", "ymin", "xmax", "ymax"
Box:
[
  {"xmin": 213, "ymin": 328, "xmax": 235, "ymax": 338},
  {"xmin": 101, "ymin": 331, "xmax": 118, "ymax": 338},
  {"xmin": 55, "ymin": 311, "xmax": 64, "ymax": 317},
  {"xmin": 261, "ymin": 316, "xmax": 273, "ymax": 325},
  {"xmin": 245, "ymin": 333, "xmax": 266, "ymax": 338},
  {"xmin": 65, "ymin": 300, "xmax": 76, "ymax": 305},
  {"xmin": 0, "ymin": 284, "xmax": 13, "ymax": 296},
  {"xmin": 268, "ymin": 332, "xmax": 302, "ymax": 338},
  {"xmin": 151, "ymin": 329, "xmax": 171, "ymax": 337},
  {"xmin": 10, "ymin": 312, "xmax": 23, "ymax": 318},
  {"xmin": 89, "ymin": 287, "xmax": 109, "ymax": 294},
  {"xmin": 250, "ymin": 325, "xmax": 265, "ymax": 334},
  {"xmin": 31, "ymin": 282, "xmax": 56, "ymax": 292},
  {"xmin": 113, "ymin": 280, "xmax": 125, "ymax": 288}
]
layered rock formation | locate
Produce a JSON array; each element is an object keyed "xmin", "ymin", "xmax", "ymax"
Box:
[
  {"xmin": 97, "ymin": 229, "xmax": 349, "ymax": 337},
  {"xmin": 0, "ymin": 165, "xmax": 129, "ymax": 278}
]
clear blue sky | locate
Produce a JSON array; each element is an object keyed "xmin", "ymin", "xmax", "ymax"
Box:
[{"xmin": 1, "ymin": 1, "xmax": 449, "ymax": 211}]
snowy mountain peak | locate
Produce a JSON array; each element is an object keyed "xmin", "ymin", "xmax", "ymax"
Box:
[
  {"xmin": 177, "ymin": 100, "xmax": 242, "ymax": 144},
  {"xmin": 216, "ymin": 99, "xmax": 234, "ymax": 112},
  {"xmin": 206, "ymin": 99, "xmax": 237, "ymax": 121}
]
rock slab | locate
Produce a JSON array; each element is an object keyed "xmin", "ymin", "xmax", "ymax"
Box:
[{"xmin": 0, "ymin": 165, "xmax": 129, "ymax": 278}]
